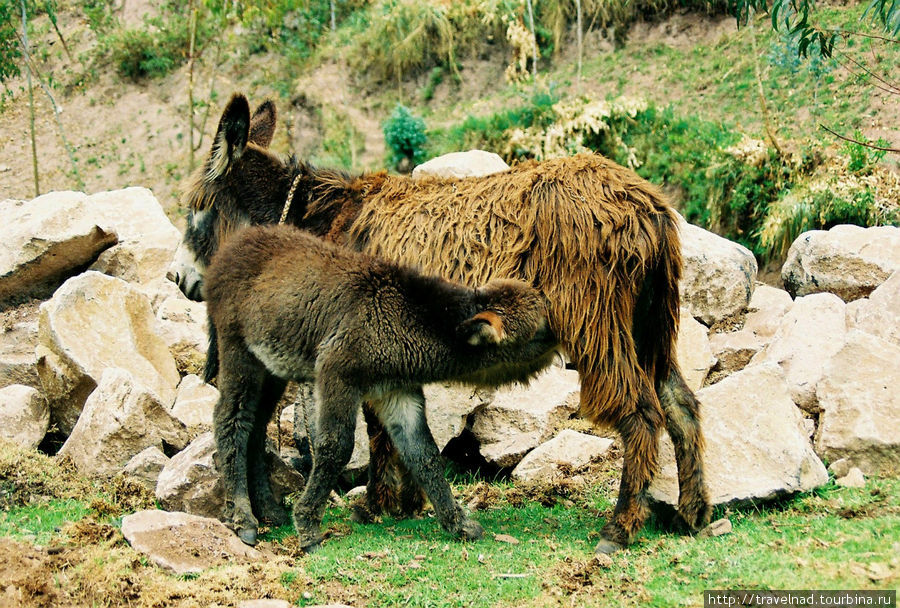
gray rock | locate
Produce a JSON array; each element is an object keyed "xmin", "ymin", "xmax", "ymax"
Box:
[
  {"xmin": 121, "ymin": 510, "xmax": 261, "ymax": 575},
  {"xmin": 36, "ymin": 271, "xmax": 180, "ymax": 435},
  {"xmin": 750, "ymin": 292, "xmax": 847, "ymax": 412},
  {"xmin": 835, "ymin": 467, "xmax": 866, "ymax": 488},
  {"xmin": 123, "ymin": 446, "xmax": 170, "ymax": 490},
  {"xmin": 155, "ymin": 432, "xmax": 224, "ymax": 519},
  {"xmin": 650, "ymin": 362, "xmax": 828, "ymax": 507},
  {"xmin": 58, "ymin": 368, "xmax": 188, "ymax": 478},
  {"xmin": 782, "ymin": 225, "xmax": 900, "ymax": 301},
  {"xmin": 155, "ymin": 297, "xmax": 208, "ymax": 376},
  {"xmin": 0, "ymin": 301, "xmax": 41, "ymax": 390},
  {"xmin": 511, "ymin": 429, "xmax": 613, "ymax": 482},
  {"xmin": 676, "ymin": 310, "xmax": 716, "ymax": 391},
  {"xmin": 155, "ymin": 432, "xmax": 303, "ymax": 519},
  {"xmin": 0, "ymin": 194, "xmax": 117, "ymax": 305},
  {"xmin": 679, "ymin": 216, "xmax": 758, "ymax": 325},
  {"xmin": 425, "ymin": 384, "xmax": 494, "ymax": 452},
  {"xmin": 84, "ymin": 187, "xmax": 182, "ymax": 286},
  {"xmin": 471, "ymin": 368, "xmax": 580, "ymax": 467},
  {"xmin": 413, "ymin": 150, "xmax": 509, "ymax": 179},
  {"xmin": 698, "ymin": 518, "xmax": 733, "ymax": 538},
  {"xmin": 847, "ymin": 271, "xmax": 900, "ymax": 348},
  {"xmin": 743, "ymin": 284, "xmax": 795, "ymax": 340},
  {"xmin": 0, "ymin": 384, "xmax": 48, "ymax": 448},
  {"xmin": 815, "ymin": 330, "xmax": 900, "ymax": 475},
  {"xmin": 827, "ymin": 458, "xmax": 852, "ymax": 479},
  {"xmin": 170, "ymin": 374, "xmax": 218, "ymax": 435},
  {"xmin": 709, "ymin": 329, "xmax": 763, "ymax": 376}
]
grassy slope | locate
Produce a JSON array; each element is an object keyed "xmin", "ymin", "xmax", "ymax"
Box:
[{"xmin": 2, "ymin": 463, "xmax": 898, "ymax": 607}]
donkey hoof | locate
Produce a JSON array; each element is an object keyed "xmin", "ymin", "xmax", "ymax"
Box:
[
  {"xmin": 459, "ymin": 518, "xmax": 484, "ymax": 541},
  {"xmin": 298, "ymin": 533, "xmax": 324, "ymax": 553},
  {"xmin": 594, "ymin": 539, "xmax": 625, "ymax": 554},
  {"xmin": 237, "ymin": 527, "xmax": 258, "ymax": 546}
]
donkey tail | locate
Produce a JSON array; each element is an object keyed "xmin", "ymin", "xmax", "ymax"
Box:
[
  {"xmin": 204, "ymin": 317, "xmax": 219, "ymax": 383},
  {"xmin": 634, "ymin": 209, "xmax": 683, "ymax": 388}
]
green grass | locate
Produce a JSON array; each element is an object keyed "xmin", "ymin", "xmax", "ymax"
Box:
[
  {"xmin": 0, "ymin": 499, "xmax": 91, "ymax": 545},
  {"xmin": 258, "ymin": 478, "xmax": 900, "ymax": 608}
]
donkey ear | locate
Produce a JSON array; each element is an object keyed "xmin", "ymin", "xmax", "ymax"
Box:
[
  {"xmin": 209, "ymin": 93, "xmax": 250, "ymax": 179},
  {"xmin": 248, "ymin": 99, "xmax": 277, "ymax": 148},
  {"xmin": 458, "ymin": 311, "xmax": 507, "ymax": 346}
]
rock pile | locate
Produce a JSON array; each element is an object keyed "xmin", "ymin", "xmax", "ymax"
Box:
[{"xmin": 2, "ymin": 179, "xmax": 898, "ymax": 570}]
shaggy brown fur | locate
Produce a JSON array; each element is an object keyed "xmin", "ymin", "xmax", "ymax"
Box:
[{"xmin": 169, "ymin": 93, "xmax": 711, "ymax": 553}]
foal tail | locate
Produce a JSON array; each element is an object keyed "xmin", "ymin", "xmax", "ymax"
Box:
[
  {"xmin": 204, "ymin": 317, "xmax": 219, "ymax": 383},
  {"xmin": 634, "ymin": 209, "xmax": 682, "ymax": 388}
]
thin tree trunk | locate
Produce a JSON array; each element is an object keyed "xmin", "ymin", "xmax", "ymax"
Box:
[
  {"xmin": 576, "ymin": 0, "xmax": 583, "ymax": 92},
  {"xmin": 46, "ymin": 2, "xmax": 74, "ymax": 63},
  {"xmin": 330, "ymin": 0, "xmax": 336, "ymax": 31},
  {"xmin": 749, "ymin": 11, "xmax": 783, "ymax": 157},
  {"xmin": 14, "ymin": 30, "xmax": 84, "ymax": 191},
  {"xmin": 188, "ymin": 1, "xmax": 197, "ymax": 171},
  {"xmin": 21, "ymin": 0, "xmax": 39, "ymax": 196},
  {"xmin": 525, "ymin": 0, "xmax": 537, "ymax": 78}
]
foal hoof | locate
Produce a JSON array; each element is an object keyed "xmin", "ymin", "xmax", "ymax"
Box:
[
  {"xmin": 237, "ymin": 527, "xmax": 258, "ymax": 546},
  {"xmin": 459, "ymin": 518, "xmax": 484, "ymax": 541},
  {"xmin": 594, "ymin": 539, "xmax": 625, "ymax": 555}
]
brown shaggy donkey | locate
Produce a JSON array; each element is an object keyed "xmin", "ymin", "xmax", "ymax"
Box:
[
  {"xmin": 206, "ymin": 223, "xmax": 558, "ymax": 548},
  {"xmin": 168, "ymin": 93, "xmax": 711, "ymax": 554}
]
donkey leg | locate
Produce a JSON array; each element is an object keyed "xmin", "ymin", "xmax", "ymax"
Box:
[
  {"xmin": 290, "ymin": 382, "xmax": 315, "ymax": 478},
  {"xmin": 214, "ymin": 340, "xmax": 266, "ymax": 545},
  {"xmin": 375, "ymin": 388, "xmax": 483, "ymax": 541},
  {"xmin": 248, "ymin": 374, "xmax": 290, "ymax": 528},
  {"xmin": 363, "ymin": 403, "xmax": 426, "ymax": 520},
  {"xmin": 658, "ymin": 366, "xmax": 711, "ymax": 532},
  {"xmin": 597, "ymin": 378, "xmax": 664, "ymax": 554},
  {"xmin": 291, "ymin": 375, "xmax": 360, "ymax": 551}
]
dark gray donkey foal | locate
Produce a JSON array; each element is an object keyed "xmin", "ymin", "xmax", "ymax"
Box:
[{"xmin": 205, "ymin": 224, "xmax": 559, "ymax": 549}]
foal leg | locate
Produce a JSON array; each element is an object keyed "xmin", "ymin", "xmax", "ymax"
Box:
[
  {"xmin": 214, "ymin": 339, "xmax": 266, "ymax": 545},
  {"xmin": 291, "ymin": 374, "xmax": 360, "ymax": 551},
  {"xmin": 658, "ymin": 366, "xmax": 711, "ymax": 532},
  {"xmin": 597, "ymin": 376, "xmax": 664, "ymax": 554},
  {"xmin": 375, "ymin": 387, "xmax": 483, "ymax": 541},
  {"xmin": 248, "ymin": 374, "xmax": 290, "ymax": 528}
]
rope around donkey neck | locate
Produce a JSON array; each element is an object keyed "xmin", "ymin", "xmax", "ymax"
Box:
[{"xmin": 279, "ymin": 172, "xmax": 304, "ymax": 224}]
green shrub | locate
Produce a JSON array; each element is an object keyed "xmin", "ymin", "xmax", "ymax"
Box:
[
  {"xmin": 843, "ymin": 130, "xmax": 889, "ymax": 174},
  {"xmin": 384, "ymin": 104, "xmax": 428, "ymax": 171}
]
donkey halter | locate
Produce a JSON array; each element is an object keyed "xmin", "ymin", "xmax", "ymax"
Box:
[{"xmin": 279, "ymin": 172, "xmax": 304, "ymax": 225}]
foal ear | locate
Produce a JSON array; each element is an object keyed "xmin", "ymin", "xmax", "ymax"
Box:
[
  {"xmin": 458, "ymin": 311, "xmax": 507, "ymax": 346},
  {"xmin": 248, "ymin": 99, "xmax": 277, "ymax": 148},
  {"xmin": 209, "ymin": 93, "xmax": 250, "ymax": 179}
]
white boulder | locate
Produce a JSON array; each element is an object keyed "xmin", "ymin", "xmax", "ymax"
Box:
[
  {"xmin": 650, "ymin": 362, "xmax": 827, "ymax": 506},
  {"xmin": 511, "ymin": 429, "xmax": 613, "ymax": 482},
  {"xmin": 35, "ymin": 271, "xmax": 180, "ymax": 434},
  {"xmin": 679, "ymin": 218, "xmax": 758, "ymax": 325},
  {"xmin": 413, "ymin": 150, "xmax": 510, "ymax": 179},
  {"xmin": 471, "ymin": 368, "xmax": 580, "ymax": 467},
  {"xmin": 750, "ymin": 292, "xmax": 847, "ymax": 412},
  {"xmin": 170, "ymin": 374, "xmax": 218, "ymax": 435},
  {"xmin": 0, "ymin": 194, "xmax": 117, "ymax": 304},
  {"xmin": 782, "ymin": 224, "xmax": 900, "ymax": 301},
  {"xmin": 815, "ymin": 330, "xmax": 900, "ymax": 475},
  {"xmin": 676, "ymin": 310, "xmax": 716, "ymax": 391},
  {"xmin": 0, "ymin": 384, "xmax": 49, "ymax": 448},
  {"xmin": 121, "ymin": 510, "xmax": 261, "ymax": 575},
  {"xmin": 58, "ymin": 368, "xmax": 189, "ymax": 478}
]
